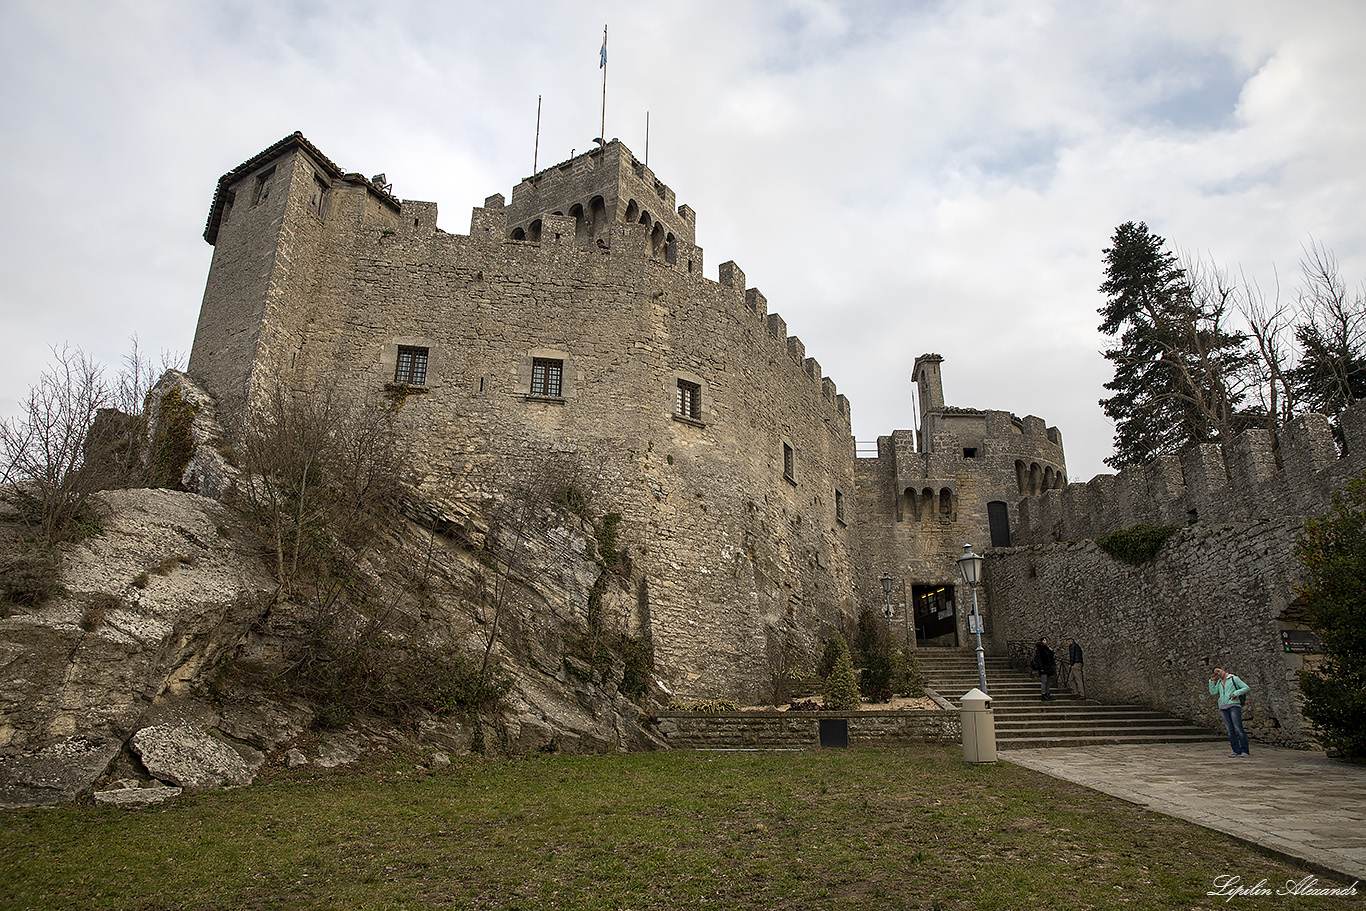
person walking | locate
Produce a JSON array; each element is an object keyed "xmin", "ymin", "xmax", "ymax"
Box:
[
  {"xmin": 1067, "ymin": 637, "xmax": 1086, "ymax": 700},
  {"xmin": 1030, "ymin": 637, "xmax": 1057, "ymax": 701},
  {"xmin": 1208, "ymin": 667, "xmax": 1251, "ymax": 757}
]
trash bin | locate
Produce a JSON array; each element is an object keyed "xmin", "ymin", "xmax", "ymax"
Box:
[{"xmin": 960, "ymin": 687, "xmax": 997, "ymax": 763}]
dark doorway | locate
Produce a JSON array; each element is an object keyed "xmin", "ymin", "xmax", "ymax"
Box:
[
  {"xmin": 988, "ymin": 501, "xmax": 1011, "ymax": 547},
  {"xmin": 913, "ymin": 584, "xmax": 958, "ymax": 647}
]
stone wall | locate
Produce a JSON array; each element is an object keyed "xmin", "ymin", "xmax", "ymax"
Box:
[
  {"xmin": 851, "ymin": 397, "xmax": 1065, "ymax": 647},
  {"xmin": 654, "ymin": 709, "xmax": 960, "ymax": 749},
  {"xmin": 991, "ymin": 401, "xmax": 1366, "ymax": 749},
  {"xmin": 1014, "ymin": 406, "xmax": 1366, "ymax": 546},
  {"xmin": 985, "ymin": 519, "xmax": 1317, "ymax": 747},
  {"xmin": 188, "ymin": 134, "xmax": 859, "ymax": 703}
]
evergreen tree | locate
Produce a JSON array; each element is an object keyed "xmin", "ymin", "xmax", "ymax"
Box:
[
  {"xmin": 1295, "ymin": 475, "xmax": 1366, "ymax": 760},
  {"xmin": 1098, "ymin": 222, "xmax": 1253, "ymax": 469},
  {"xmin": 820, "ymin": 633, "xmax": 861, "ymax": 711},
  {"xmin": 1288, "ymin": 242, "xmax": 1366, "ymax": 422}
]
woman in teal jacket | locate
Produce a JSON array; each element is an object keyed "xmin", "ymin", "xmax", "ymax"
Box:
[{"xmin": 1208, "ymin": 667, "xmax": 1251, "ymax": 757}]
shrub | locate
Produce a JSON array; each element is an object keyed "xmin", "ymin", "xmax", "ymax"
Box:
[
  {"xmin": 817, "ymin": 635, "xmax": 846, "ymax": 679},
  {"xmin": 618, "ymin": 634, "xmax": 654, "ymax": 701},
  {"xmin": 892, "ymin": 646, "xmax": 927, "ymax": 697},
  {"xmin": 0, "ymin": 541, "xmax": 62, "ymax": 608},
  {"xmin": 821, "ymin": 634, "xmax": 861, "ymax": 711},
  {"xmin": 1295, "ymin": 474, "xmax": 1366, "ymax": 760},
  {"xmin": 1096, "ymin": 523, "xmax": 1178, "ymax": 565},
  {"xmin": 79, "ymin": 593, "xmax": 121, "ymax": 632}
]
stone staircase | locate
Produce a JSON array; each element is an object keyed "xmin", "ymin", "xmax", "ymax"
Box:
[{"xmin": 917, "ymin": 650, "xmax": 1225, "ymax": 749}]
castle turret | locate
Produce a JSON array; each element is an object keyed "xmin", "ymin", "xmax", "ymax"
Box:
[
  {"xmin": 189, "ymin": 132, "xmax": 403, "ymax": 410},
  {"xmin": 504, "ymin": 141, "xmax": 695, "ymax": 259}
]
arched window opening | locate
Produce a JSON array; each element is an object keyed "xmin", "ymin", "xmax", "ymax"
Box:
[
  {"xmin": 939, "ymin": 488, "xmax": 953, "ymax": 519},
  {"xmin": 510, "ymin": 226, "xmax": 526, "ymax": 241},
  {"xmin": 921, "ymin": 488, "xmax": 935, "ymax": 522},
  {"xmin": 589, "ymin": 196, "xmax": 607, "ymax": 237},
  {"xmin": 1015, "ymin": 460, "xmax": 1027, "ymax": 495},
  {"xmin": 528, "ymin": 219, "xmax": 542, "ymax": 243},
  {"xmin": 650, "ymin": 223, "xmax": 665, "ymax": 257},
  {"xmin": 569, "ymin": 203, "xmax": 586, "ymax": 241},
  {"xmin": 665, "ymin": 232, "xmax": 677, "ymax": 265},
  {"xmin": 1028, "ymin": 463, "xmax": 1042, "ymax": 496},
  {"xmin": 904, "ymin": 488, "xmax": 920, "ymax": 521},
  {"xmin": 624, "ymin": 200, "xmax": 640, "ymax": 223}
]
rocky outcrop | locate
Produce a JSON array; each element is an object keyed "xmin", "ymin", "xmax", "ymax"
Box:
[
  {"xmin": 1, "ymin": 444, "xmax": 666, "ymax": 807},
  {"xmin": 0, "ymin": 488, "xmax": 276, "ymax": 805}
]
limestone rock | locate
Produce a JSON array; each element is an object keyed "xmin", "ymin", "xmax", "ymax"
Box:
[
  {"xmin": 0, "ymin": 736, "xmax": 121, "ymax": 807},
  {"xmin": 0, "ymin": 487, "xmax": 276, "ymax": 806},
  {"xmin": 131, "ymin": 724, "xmax": 253, "ymax": 790},
  {"xmin": 93, "ymin": 784, "xmax": 182, "ymax": 807},
  {"xmin": 311, "ymin": 729, "xmax": 364, "ymax": 769}
]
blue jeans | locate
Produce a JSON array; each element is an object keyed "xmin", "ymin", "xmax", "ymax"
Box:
[{"xmin": 1220, "ymin": 704, "xmax": 1249, "ymax": 755}]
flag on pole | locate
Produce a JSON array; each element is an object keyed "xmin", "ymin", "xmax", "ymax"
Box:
[{"xmin": 600, "ymin": 27, "xmax": 607, "ymax": 68}]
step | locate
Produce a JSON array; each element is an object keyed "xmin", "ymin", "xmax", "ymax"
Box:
[{"xmin": 917, "ymin": 652, "xmax": 1223, "ymax": 747}]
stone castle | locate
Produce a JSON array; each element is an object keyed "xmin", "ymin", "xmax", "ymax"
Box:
[
  {"xmin": 187, "ymin": 132, "xmax": 1068, "ymax": 702},
  {"xmin": 5, "ymin": 129, "xmax": 1360, "ymax": 809}
]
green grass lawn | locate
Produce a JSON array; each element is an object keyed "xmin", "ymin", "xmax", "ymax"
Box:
[{"xmin": 0, "ymin": 745, "xmax": 1356, "ymax": 910}]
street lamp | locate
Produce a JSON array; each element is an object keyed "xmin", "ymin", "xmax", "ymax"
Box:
[
  {"xmin": 957, "ymin": 543, "xmax": 987, "ymax": 692},
  {"xmin": 880, "ymin": 572, "xmax": 908, "ymax": 647}
]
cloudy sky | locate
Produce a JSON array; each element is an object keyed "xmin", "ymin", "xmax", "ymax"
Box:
[{"xmin": 3, "ymin": 0, "xmax": 1364, "ymax": 482}]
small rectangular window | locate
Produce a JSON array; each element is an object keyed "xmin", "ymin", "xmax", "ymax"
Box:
[
  {"xmin": 835, "ymin": 489, "xmax": 845, "ymax": 523},
  {"xmin": 531, "ymin": 358, "xmax": 563, "ymax": 397},
  {"xmin": 395, "ymin": 345, "xmax": 429, "ymax": 385},
  {"xmin": 783, "ymin": 443, "xmax": 795, "ymax": 483},
  {"xmin": 676, "ymin": 379, "xmax": 701, "ymax": 420},
  {"xmin": 963, "ymin": 447, "xmax": 977, "ymax": 459}
]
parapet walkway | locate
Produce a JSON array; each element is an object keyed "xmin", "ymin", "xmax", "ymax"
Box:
[{"xmin": 1003, "ymin": 742, "xmax": 1366, "ymax": 883}]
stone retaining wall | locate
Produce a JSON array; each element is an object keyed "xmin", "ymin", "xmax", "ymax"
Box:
[
  {"xmin": 654, "ymin": 710, "xmax": 960, "ymax": 749},
  {"xmin": 986, "ymin": 520, "xmax": 1317, "ymax": 747}
]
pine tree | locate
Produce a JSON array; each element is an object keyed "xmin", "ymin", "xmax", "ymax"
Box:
[
  {"xmin": 1098, "ymin": 222, "xmax": 1253, "ymax": 469},
  {"xmin": 1295, "ymin": 475, "xmax": 1366, "ymax": 760}
]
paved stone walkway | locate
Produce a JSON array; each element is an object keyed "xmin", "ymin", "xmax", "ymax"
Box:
[{"xmin": 1002, "ymin": 742, "xmax": 1366, "ymax": 884}]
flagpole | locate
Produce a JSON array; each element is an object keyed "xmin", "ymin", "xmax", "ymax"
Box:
[
  {"xmin": 645, "ymin": 111, "xmax": 649, "ymax": 167},
  {"xmin": 600, "ymin": 25, "xmax": 607, "ymax": 145},
  {"xmin": 533, "ymin": 95, "xmax": 542, "ymax": 175}
]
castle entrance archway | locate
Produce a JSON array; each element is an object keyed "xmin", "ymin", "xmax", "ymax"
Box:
[{"xmin": 913, "ymin": 584, "xmax": 958, "ymax": 647}]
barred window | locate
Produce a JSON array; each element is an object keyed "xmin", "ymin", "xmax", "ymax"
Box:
[
  {"xmin": 783, "ymin": 443, "xmax": 795, "ymax": 483},
  {"xmin": 676, "ymin": 379, "xmax": 701, "ymax": 420},
  {"xmin": 395, "ymin": 345, "xmax": 429, "ymax": 385},
  {"xmin": 531, "ymin": 358, "xmax": 563, "ymax": 397}
]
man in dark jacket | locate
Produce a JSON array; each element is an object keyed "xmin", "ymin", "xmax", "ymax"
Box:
[
  {"xmin": 1067, "ymin": 638, "xmax": 1085, "ymax": 700},
  {"xmin": 1030, "ymin": 638, "xmax": 1057, "ymax": 701}
]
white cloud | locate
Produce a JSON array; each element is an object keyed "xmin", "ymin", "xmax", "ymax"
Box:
[{"xmin": 2, "ymin": 0, "xmax": 1364, "ymax": 484}]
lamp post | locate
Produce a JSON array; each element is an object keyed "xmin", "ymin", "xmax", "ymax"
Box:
[
  {"xmin": 957, "ymin": 543, "xmax": 987, "ymax": 692},
  {"xmin": 880, "ymin": 572, "xmax": 907, "ymax": 646}
]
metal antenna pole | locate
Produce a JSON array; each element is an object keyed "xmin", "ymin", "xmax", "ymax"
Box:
[
  {"xmin": 533, "ymin": 95, "xmax": 541, "ymax": 175},
  {"xmin": 599, "ymin": 25, "xmax": 607, "ymax": 146}
]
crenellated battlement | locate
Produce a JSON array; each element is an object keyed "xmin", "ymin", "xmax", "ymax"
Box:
[{"xmin": 1014, "ymin": 405, "xmax": 1366, "ymax": 545}]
